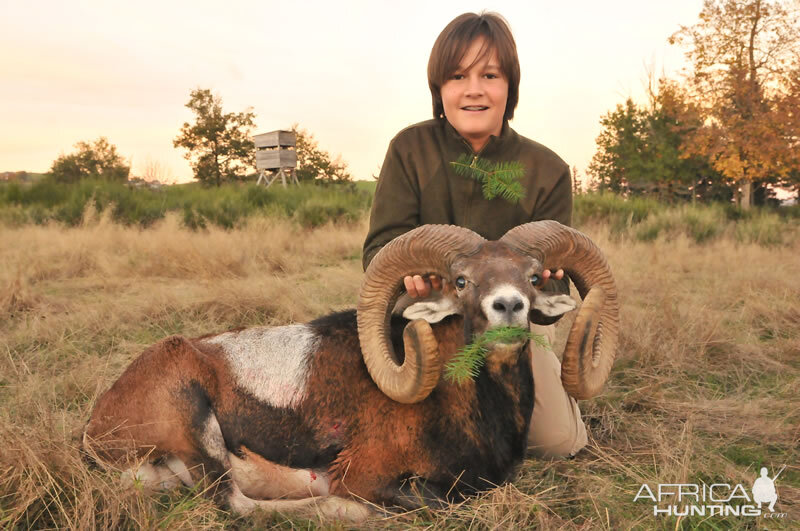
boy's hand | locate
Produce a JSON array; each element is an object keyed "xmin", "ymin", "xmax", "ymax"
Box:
[
  {"xmin": 403, "ymin": 274, "xmax": 443, "ymax": 298},
  {"xmin": 541, "ymin": 269, "xmax": 564, "ymax": 285}
]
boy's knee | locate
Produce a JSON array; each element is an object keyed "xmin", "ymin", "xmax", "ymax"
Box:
[
  {"xmin": 528, "ymin": 326, "xmax": 588, "ymax": 458},
  {"xmin": 527, "ymin": 404, "xmax": 588, "ymax": 458},
  {"xmin": 528, "ymin": 435, "xmax": 582, "ymax": 458}
]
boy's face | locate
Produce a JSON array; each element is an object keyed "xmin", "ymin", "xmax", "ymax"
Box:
[{"xmin": 441, "ymin": 37, "xmax": 509, "ymax": 152}]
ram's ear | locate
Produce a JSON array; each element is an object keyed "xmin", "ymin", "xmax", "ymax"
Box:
[
  {"xmin": 530, "ymin": 293, "xmax": 577, "ymax": 325},
  {"xmin": 401, "ymin": 292, "xmax": 462, "ymax": 323}
]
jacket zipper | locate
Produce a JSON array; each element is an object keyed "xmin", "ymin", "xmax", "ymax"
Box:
[{"xmin": 461, "ymin": 137, "xmax": 495, "ymax": 225}]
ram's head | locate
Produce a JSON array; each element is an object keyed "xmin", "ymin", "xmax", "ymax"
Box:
[{"xmin": 357, "ymin": 221, "xmax": 619, "ymax": 404}]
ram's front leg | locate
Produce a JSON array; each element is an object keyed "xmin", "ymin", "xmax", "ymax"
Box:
[
  {"xmin": 226, "ymin": 482, "xmax": 372, "ymax": 522},
  {"xmin": 328, "ymin": 445, "xmax": 448, "ymax": 510}
]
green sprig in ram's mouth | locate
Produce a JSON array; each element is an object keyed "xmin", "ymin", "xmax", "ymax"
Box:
[{"xmin": 444, "ymin": 326, "xmax": 549, "ymax": 384}]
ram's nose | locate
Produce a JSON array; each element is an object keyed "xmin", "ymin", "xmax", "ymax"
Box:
[
  {"xmin": 484, "ymin": 289, "xmax": 530, "ymax": 326},
  {"xmin": 492, "ymin": 296, "xmax": 525, "ymax": 315}
]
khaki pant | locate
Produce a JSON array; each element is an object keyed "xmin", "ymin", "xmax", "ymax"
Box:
[{"xmin": 527, "ymin": 324, "xmax": 588, "ymax": 458}]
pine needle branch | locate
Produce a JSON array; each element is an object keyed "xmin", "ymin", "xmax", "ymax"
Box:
[
  {"xmin": 449, "ymin": 154, "xmax": 526, "ymax": 204},
  {"xmin": 444, "ymin": 327, "xmax": 549, "ymax": 385}
]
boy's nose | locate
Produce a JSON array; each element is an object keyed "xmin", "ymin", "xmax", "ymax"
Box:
[{"xmin": 465, "ymin": 76, "xmax": 484, "ymax": 95}]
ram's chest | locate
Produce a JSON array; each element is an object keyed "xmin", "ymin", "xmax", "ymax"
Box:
[{"xmin": 206, "ymin": 325, "xmax": 318, "ymax": 409}]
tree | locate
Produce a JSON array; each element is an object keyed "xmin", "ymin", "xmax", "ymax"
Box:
[
  {"xmin": 49, "ymin": 137, "xmax": 130, "ymax": 183},
  {"xmin": 140, "ymin": 158, "xmax": 175, "ymax": 184},
  {"xmin": 588, "ymin": 82, "xmax": 723, "ymax": 201},
  {"xmin": 174, "ymin": 89, "xmax": 256, "ymax": 187},
  {"xmin": 774, "ymin": 65, "xmax": 800, "ymax": 199},
  {"xmin": 291, "ymin": 125, "xmax": 353, "ymax": 183},
  {"xmin": 652, "ymin": 80, "xmax": 733, "ymax": 202},
  {"xmin": 670, "ymin": 0, "xmax": 800, "ymax": 208},
  {"xmin": 588, "ymin": 99, "xmax": 645, "ymax": 194},
  {"xmin": 571, "ymin": 166, "xmax": 582, "ymax": 195}
]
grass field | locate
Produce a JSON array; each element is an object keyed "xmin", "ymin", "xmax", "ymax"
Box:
[{"xmin": 1, "ymin": 209, "xmax": 798, "ymax": 529}]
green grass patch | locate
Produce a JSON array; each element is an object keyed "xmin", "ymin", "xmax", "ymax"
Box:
[
  {"xmin": 2, "ymin": 181, "xmax": 796, "ymax": 249},
  {"xmin": 0, "ymin": 179, "xmax": 372, "ymax": 229},
  {"xmin": 733, "ymin": 210, "xmax": 788, "ymax": 246},
  {"xmin": 353, "ymin": 179, "xmax": 378, "ymax": 194},
  {"xmin": 633, "ymin": 203, "xmax": 726, "ymax": 243},
  {"xmin": 574, "ymin": 191, "xmax": 663, "ymax": 232},
  {"xmin": 573, "ymin": 192, "xmax": 797, "ymax": 246}
]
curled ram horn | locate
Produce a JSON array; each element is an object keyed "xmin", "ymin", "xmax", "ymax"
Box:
[
  {"xmin": 500, "ymin": 220, "xmax": 619, "ymax": 400},
  {"xmin": 357, "ymin": 225, "xmax": 485, "ymax": 403}
]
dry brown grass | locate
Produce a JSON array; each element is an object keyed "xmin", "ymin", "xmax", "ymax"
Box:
[{"xmin": 1, "ymin": 214, "xmax": 798, "ymax": 529}]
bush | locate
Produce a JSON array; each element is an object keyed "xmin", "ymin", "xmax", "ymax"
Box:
[
  {"xmin": 49, "ymin": 137, "xmax": 130, "ymax": 183},
  {"xmin": 777, "ymin": 203, "xmax": 800, "ymax": 220},
  {"xmin": 182, "ymin": 205, "xmax": 207, "ymax": 230},
  {"xmin": 0, "ymin": 205, "xmax": 28, "ymax": 226},
  {"xmin": 633, "ymin": 204, "xmax": 725, "ymax": 243},
  {"xmin": 5, "ymin": 181, "xmax": 791, "ymax": 248},
  {"xmin": 54, "ymin": 193, "xmax": 89, "ymax": 226},
  {"xmin": 294, "ymin": 196, "xmax": 362, "ymax": 227},
  {"xmin": 683, "ymin": 205, "xmax": 726, "ymax": 243},
  {"xmin": 574, "ymin": 192, "xmax": 663, "ymax": 234},
  {"xmin": 572, "ymin": 192, "xmax": 798, "ymax": 247},
  {"xmin": 734, "ymin": 211, "xmax": 787, "ymax": 247},
  {"xmin": 20, "ymin": 178, "xmax": 72, "ymax": 208},
  {"xmin": 0, "ymin": 182, "xmax": 24, "ymax": 204},
  {"xmin": 0, "ymin": 179, "xmax": 372, "ymax": 230}
]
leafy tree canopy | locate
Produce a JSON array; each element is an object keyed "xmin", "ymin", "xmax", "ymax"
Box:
[
  {"xmin": 588, "ymin": 82, "xmax": 727, "ymax": 202},
  {"xmin": 291, "ymin": 125, "xmax": 353, "ymax": 183},
  {"xmin": 49, "ymin": 137, "xmax": 130, "ymax": 183},
  {"xmin": 670, "ymin": 0, "xmax": 800, "ymax": 207},
  {"xmin": 589, "ymin": 0, "xmax": 800, "ymax": 206},
  {"xmin": 174, "ymin": 89, "xmax": 256, "ymax": 187}
]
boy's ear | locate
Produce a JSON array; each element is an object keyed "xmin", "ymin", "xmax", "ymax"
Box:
[{"xmin": 530, "ymin": 293, "xmax": 577, "ymax": 325}]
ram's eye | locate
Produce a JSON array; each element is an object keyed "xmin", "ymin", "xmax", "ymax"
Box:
[
  {"xmin": 455, "ymin": 277, "xmax": 467, "ymax": 290},
  {"xmin": 530, "ymin": 274, "xmax": 541, "ymax": 286}
]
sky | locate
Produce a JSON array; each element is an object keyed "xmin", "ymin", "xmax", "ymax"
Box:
[{"xmin": 0, "ymin": 0, "xmax": 707, "ymax": 184}]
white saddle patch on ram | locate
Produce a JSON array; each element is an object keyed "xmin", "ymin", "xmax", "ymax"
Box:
[
  {"xmin": 207, "ymin": 325, "xmax": 317, "ymax": 409},
  {"xmin": 399, "ymin": 292, "xmax": 462, "ymax": 323},
  {"xmin": 532, "ymin": 293, "xmax": 577, "ymax": 316}
]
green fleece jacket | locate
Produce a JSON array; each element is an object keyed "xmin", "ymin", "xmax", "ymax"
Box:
[{"xmin": 363, "ymin": 118, "xmax": 572, "ymax": 295}]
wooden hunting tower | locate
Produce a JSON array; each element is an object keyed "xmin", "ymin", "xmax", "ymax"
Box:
[{"xmin": 254, "ymin": 130, "xmax": 298, "ymax": 187}]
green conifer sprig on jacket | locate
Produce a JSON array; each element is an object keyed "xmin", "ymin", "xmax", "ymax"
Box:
[
  {"xmin": 449, "ymin": 154, "xmax": 526, "ymax": 204},
  {"xmin": 444, "ymin": 327, "xmax": 548, "ymax": 384}
]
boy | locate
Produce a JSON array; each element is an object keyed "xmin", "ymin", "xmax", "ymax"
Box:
[{"xmin": 363, "ymin": 12, "xmax": 587, "ymax": 457}]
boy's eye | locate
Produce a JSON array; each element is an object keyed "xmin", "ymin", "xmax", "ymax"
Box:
[
  {"xmin": 485, "ymin": 73, "xmax": 498, "ymax": 79},
  {"xmin": 451, "ymin": 74, "xmax": 464, "ymax": 80}
]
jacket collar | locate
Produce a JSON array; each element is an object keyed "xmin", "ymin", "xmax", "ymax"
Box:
[{"xmin": 441, "ymin": 118, "xmax": 514, "ymax": 157}]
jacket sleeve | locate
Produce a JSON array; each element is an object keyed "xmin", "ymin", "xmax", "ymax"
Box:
[
  {"xmin": 362, "ymin": 139, "xmax": 421, "ymax": 271},
  {"xmin": 533, "ymin": 164, "xmax": 573, "ymax": 297}
]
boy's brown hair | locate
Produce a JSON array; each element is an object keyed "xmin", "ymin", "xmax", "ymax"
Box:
[{"xmin": 427, "ymin": 12, "xmax": 520, "ymax": 121}]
